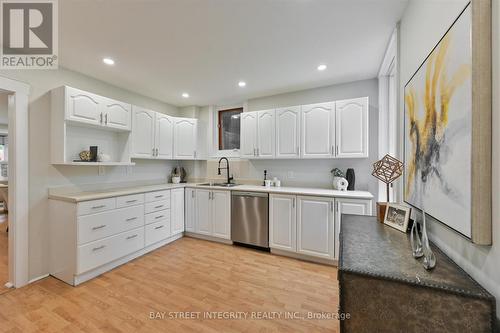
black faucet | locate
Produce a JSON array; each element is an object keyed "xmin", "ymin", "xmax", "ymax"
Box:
[{"xmin": 218, "ymin": 157, "xmax": 233, "ymax": 184}]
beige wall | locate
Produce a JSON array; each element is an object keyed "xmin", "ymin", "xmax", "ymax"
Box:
[
  {"xmin": 0, "ymin": 67, "xmax": 181, "ymax": 280},
  {"xmin": 400, "ymin": 0, "xmax": 500, "ymax": 316}
]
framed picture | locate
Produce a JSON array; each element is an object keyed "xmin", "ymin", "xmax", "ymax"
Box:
[
  {"xmin": 383, "ymin": 204, "xmax": 411, "ymax": 233},
  {"xmin": 403, "ymin": 1, "xmax": 492, "ymax": 245}
]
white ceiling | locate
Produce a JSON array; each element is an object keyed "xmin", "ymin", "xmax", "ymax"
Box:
[{"xmin": 59, "ymin": 0, "xmax": 408, "ymax": 107}]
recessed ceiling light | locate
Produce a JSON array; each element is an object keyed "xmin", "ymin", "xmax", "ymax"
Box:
[
  {"xmin": 103, "ymin": 57, "xmax": 115, "ymax": 65},
  {"xmin": 182, "ymin": 93, "xmax": 189, "ymax": 98},
  {"xmin": 317, "ymin": 64, "xmax": 327, "ymax": 71},
  {"xmin": 238, "ymin": 81, "xmax": 246, "ymax": 87}
]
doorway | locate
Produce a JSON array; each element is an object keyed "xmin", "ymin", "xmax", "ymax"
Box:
[{"xmin": 0, "ymin": 92, "xmax": 9, "ymax": 294}]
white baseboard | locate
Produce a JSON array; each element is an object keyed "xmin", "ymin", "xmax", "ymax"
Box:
[
  {"xmin": 28, "ymin": 274, "xmax": 50, "ymax": 284},
  {"xmin": 184, "ymin": 232, "xmax": 233, "ymax": 245},
  {"xmin": 271, "ymin": 248, "xmax": 338, "ymax": 266}
]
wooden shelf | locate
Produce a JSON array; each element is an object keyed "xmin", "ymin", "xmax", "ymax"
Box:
[{"xmin": 53, "ymin": 162, "xmax": 136, "ymax": 166}]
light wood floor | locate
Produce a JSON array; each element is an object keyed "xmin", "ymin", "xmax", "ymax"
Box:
[
  {"xmin": 0, "ymin": 237, "xmax": 339, "ymax": 333},
  {"xmin": 0, "ymin": 214, "xmax": 8, "ymax": 296}
]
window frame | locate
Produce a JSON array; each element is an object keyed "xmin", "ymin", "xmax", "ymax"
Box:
[
  {"xmin": 217, "ymin": 107, "xmax": 243, "ymax": 152},
  {"xmin": 210, "ymin": 104, "xmax": 245, "ymax": 158}
]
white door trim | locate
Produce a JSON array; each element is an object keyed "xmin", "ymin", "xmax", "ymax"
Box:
[{"xmin": 0, "ymin": 75, "xmax": 30, "ymax": 288}]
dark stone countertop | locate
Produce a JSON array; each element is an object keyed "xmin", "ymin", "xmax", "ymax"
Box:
[{"xmin": 339, "ymin": 214, "xmax": 494, "ymax": 300}]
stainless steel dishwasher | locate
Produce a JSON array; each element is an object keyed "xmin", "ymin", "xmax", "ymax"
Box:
[{"xmin": 231, "ymin": 191, "xmax": 269, "ymax": 248}]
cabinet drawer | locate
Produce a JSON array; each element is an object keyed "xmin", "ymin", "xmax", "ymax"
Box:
[
  {"xmin": 116, "ymin": 193, "xmax": 144, "ymax": 208},
  {"xmin": 145, "ymin": 209, "xmax": 170, "ymax": 225},
  {"xmin": 145, "ymin": 220, "xmax": 171, "ymax": 247},
  {"xmin": 145, "ymin": 199, "xmax": 170, "ymax": 214},
  {"xmin": 77, "ymin": 198, "xmax": 116, "ymax": 216},
  {"xmin": 145, "ymin": 190, "xmax": 170, "ymax": 203},
  {"xmin": 77, "ymin": 205, "xmax": 145, "ymax": 244},
  {"xmin": 77, "ymin": 227, "xmax": 144, "ymax": 274}
]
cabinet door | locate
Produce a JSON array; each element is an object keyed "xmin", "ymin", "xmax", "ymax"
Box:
[
  {"xmin": 173, "ymin": 118, "xmax": 197, "ymax": 159},
  {"xmin": 301, "ymin": 102, "xmax": 335, "ymax": 158},
  {"xmin": 240, "ymin": 112, "xmax": 258, "ymax": 158},
  {"xmin": 334, "ymin": 198, "xmax": 372, "ymax": 259},
  {"xmin": 102, "ymin": 98, "xmax": 131, "ymax": 131},
  {"xmin": 65, "ymin": 87, "xmax": 103, "ymax": 126},
  {"xmin": 269, "ymin": 194, "xmax": 296, "ymax": 252},
  {"xmin": 171, "ymin": 188, "xmax": 185, "ymax": 235},
  {"xmin": 212, "ymin": 190, "xmax": 231, "ymax": 239},
  {"xmin": 297, "ymin": 196, "xmax": 334, "ymax": 259},
  {"xmin": 156, "ymin": 113, "xmax": 174, "ymax": 159},
  {"xmin": 335, "ymin": 97, "xmax": 368, "ymax": 158},
  {"xmin": 276, "ymin": 106, "xmax": 300, "ymax": 158},
  {"xmin": 195, "ymin": 189, "xmax": 212, "ymax": 235},
  {"xmin": 256, "ymin": 110, "xmax": 275, "ymax": 158},
  {"xmin": 131, "ymin": 107, "xmax": 155, "ymax": 158},
  {"xmin": 185, "ymin": 188, "xmax": 196, "ymax": 232}
]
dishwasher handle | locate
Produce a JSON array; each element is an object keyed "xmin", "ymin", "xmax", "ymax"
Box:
[{"xmin": 232, "ymin": 191, "xmax": 268, "ymax": 198}]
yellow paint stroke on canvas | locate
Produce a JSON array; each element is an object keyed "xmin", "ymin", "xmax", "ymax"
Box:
[{"xmin": 405, "ymin": 32, "xmax": 471, "ymax": 198}]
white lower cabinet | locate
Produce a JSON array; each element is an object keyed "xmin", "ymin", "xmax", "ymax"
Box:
[
  {"xmin": 171, "ymin": 188, "xmax": 185, "ymax": 235},
  {"xmin": 185, "ymin": 188, "xmax": 196, "ymax": 232},
  {"xmin": 269, "ymin": 194, "xmax": 296, "ymax": 252},
  {"xmin": 212, "ymin": 190, "xmax": 231, "ymax": 239},
  {"xmin": 270, "ymin": 194, "xmax": 371, "ymax": 261},
  {"xmin": 50, "ymin": 187, "xmax": 184, "ymax": 286},
  {"xmin": 195, "ymin": 189, "xmax": 212, "ymax": 236},
  {"xmin": 334, "ymin": 198, "xmax": 372, "ymax": 260},
  {"xmin": 297, "ymin": 196, "xmax": 334, "ymax": 259},
  {"xmin": 145, "ymin": 220, "xmax": 171, "ymax": 247},
  {"xmin": 190, "ymin": 188, "xmax": 231, "ymax": 240}
]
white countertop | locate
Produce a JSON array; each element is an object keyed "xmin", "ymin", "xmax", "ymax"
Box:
[{"xmin": 48, "ymin": 182, "xmax": 373, "ymax": 203}]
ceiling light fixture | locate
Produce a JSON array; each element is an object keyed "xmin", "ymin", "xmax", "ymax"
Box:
[
  {"xmin": 182, "ymin": 93, "xmax": 189, "ymax": 98},
  {"xmin": 238, "ymin": 81, "xmax": 246, "ymax": 87},
  {"xmin": 317, "ymin": 64, "xmax": 327, "ymax": 71},
  {"xmin": 103, "ymin": 57, "xmax": 115, "ymax": 65}
]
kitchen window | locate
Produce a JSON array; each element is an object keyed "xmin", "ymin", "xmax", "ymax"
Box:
[{"xmin": 217, "ymin": 107, "xmax": 242, "ymax": 151}]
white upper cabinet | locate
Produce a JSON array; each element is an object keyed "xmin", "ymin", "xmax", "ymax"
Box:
[
  {"xmin": 301, "ymin": 102, "xmax": 335, "ymax": 158},
  {"xmin": 173, "ymin": 118, "xmax": 198, "ymax": 159},
  {"xmin": 65, "ymin": 87, "xmax": 103, "ymax": 126},
  {"xmin": 297, "ymin": 196, "xmax": 334, "ymax": 259},
  {"xmin": 276, "ymin": 106, "xmax": 300, "ymax": 158},
  {"xmin": 63, "ymin": 86, "xmax": 131, "ymax": 131},
  {"xmin": 335, "ymin": 97, "xmax": 369, "ymax": 158},
  {"xmin": 102, "ymin": 98, "xmax": 132, "ymax": 131},
  {"xmin": 171, "ymin": 188, "xmax": 185, "ymax": 236},
  {"xmin": 269, "ymin": 194, "xmax": 296, "ymax": 252},
  {"xmin": 131, "ymin": 107, "xmax": 156, "ymax": 158},
  {"xmin": 256, "ymin": 110, "xmax": 275, "ymax": 158},
  {"xmin": 240, "ymin": 112, "xmax": 258, "ymax": 158},
  {"xmin": 156, "ymin": 113, "xmax": 174, "ymax": 159}
]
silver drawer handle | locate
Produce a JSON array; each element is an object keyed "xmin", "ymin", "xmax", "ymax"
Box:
[
  {"xmin": 154, "ymin": 225, "xmax": 164, "ymax": 230},
  {"xmin": 92, "ymin": 205, "xmax": 106, "ymax": 209},
  {"xmin": 126, "ymin": 200, "xmax": 137, "ymax": 203},
  {"xmin": 92, "ymin": 225, "xmax": 106, "ymax": 230},
  {"xmin": 154, "ymin": 195, "xmax": 163, "ymax": 198},
  {"xmin": 126, "ymin": 234, "xmax": 138, "ymax": 240},
  {"xmin": 92, "ymin": 245, "xmax": 106, "ymax": 251},
  {"xmin": 126, "ymin": 217, "xmax": 138, "ymax": 222},
  {"xmin": 154, "ymin": 205, "xmax": 164, "ymax": 209},
  {"xmin": 155, "ymin": 215, "xmax": 164, "ymax": 219}
]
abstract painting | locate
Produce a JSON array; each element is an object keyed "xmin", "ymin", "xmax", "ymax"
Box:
[{"xmin": 404, "ymin": 5, "xmax": 472, "ymax": 237}]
